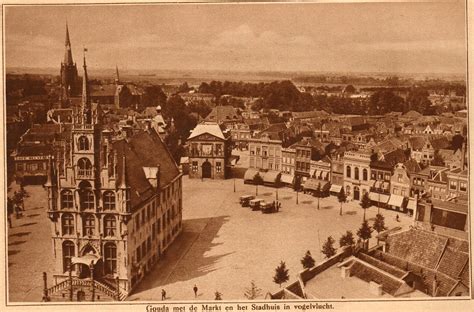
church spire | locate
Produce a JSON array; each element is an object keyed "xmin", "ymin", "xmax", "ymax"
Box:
[
  {"xmin": 64, "ymin": 22, "xmax": 74, "ymax": 65},
  {"xmin": 115, "ymin": 65, "xmax": 120, "ymax": 84},
  {"xmin": 81, "ymin": 48, "xmax": 91, "ymax": 123}
]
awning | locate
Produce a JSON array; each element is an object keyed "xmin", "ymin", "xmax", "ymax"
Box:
[
  {"xmin": 369, "ymin": 192, "xmax": 390, "ymax": 203},
  {"xmin": 369, "ymin": 180, "xmax": 376, "ymax": 188},
  {"xmin": 281, "ymin": 174, "xmax": 294, "ymax": 184},
  {"xmin": 407, "ymin": 198, "xmax": 417, "ymax": 210},
  {"xmin": 382, "ymin": 182, "xmax": 390, "ymax": 191},
  {"xmin": 322, "ymin": 171, "xmax": 329, "ymax": 180},
  {"xmin": 71, "ymin": 253, "xmax": 101, "ymax": 266},
  {"xmin": 330, "ymin": 184, "xmax": 342, "ymax": 193},
  {"xmin": 180, "ymin": 157, "xmax": 189, "ymax": 164},
  {"xmin": 314, "ymin": 170, "xmax": 321, "ymax": 179},
  {"xmin": 374, "ymin": 181, "xmax": 381, "ymax": 188},
  {"xmin": 244, "ymin": 168, "xmax": 259, "ymax": 181},
  {"xmin": 309, "ymin": 169, "xmax": 316, "ymax": 178},
  {"xmin": 388, "ymin": 194, "xmax": 405, "ymax": 207},
  {"xmin": 303, "ymin": 179, "xmax": 321, "ymax": 191},
  {"xmin": 264, "ymin": 171, "xmax": 281, "ymax": 184}
]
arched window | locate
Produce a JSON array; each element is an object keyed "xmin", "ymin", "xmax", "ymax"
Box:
[
  {"xmin": 77, "ymin": 158, "xmax": 92, "ymax": 177},
  {"xmin": 354, "ymin": 167, "xmax": 359, "ymax": 180},
  {"xmin": 346, "ymin": 166, "xmax": 351, "ymax": 178},
  {"xmin": 62, "ymin": 240, "xmax": 75, "ymax": 272},
  {"xmin": 61, "ymin": 190, "xmax": 74, "ymax": 209},
  {"xmin": 104, "ymin": 215, "xmax": 116, "ymax": 237},
  {"xmin": 83, "ymin": 214, "xmax": 95, "ymax": 236},
  {"xmin": 363, "ymin": 169, "xmax": 368, "ymax": 181},
  {"xmin": 104, "ymin": 242, "xmax": 117, "ymax": 274},
  {"xmin": 78, "ymin": 136, "xmax": 89, "ymax": 151},
  {"xmin": 61, "ymin": 213, "xmax": 74, "ymax": 235},
  {"xmin": 103, "ymin": 191, "xmax": 115, "ymax": 210},
  {"xmin": 80, "ymin": 190, "xmax": 94, "ymax": 210}
]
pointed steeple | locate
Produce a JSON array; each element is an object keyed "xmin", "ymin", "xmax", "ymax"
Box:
[
  {"xmin": 119, "ymin": 154, "xmax": 128, "ymax": 189},
  {"xmin": 115, "ymin": 65, "xmax": 120, "ymax": 84},
  {"xmin": 81, "ymin": 48, "xmax": 91, "ymax": 123},
  {"xmin": 64, "ymin": 22, "xmax": 74, "ymax": 65}
]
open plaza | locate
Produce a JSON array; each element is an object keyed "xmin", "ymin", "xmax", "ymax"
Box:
[{"xmin": 8, "ymin": 176, "xmax": 411, "ymax": 301}]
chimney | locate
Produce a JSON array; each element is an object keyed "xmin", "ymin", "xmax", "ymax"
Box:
[{"xmin": 340, "ymin": 266, "xmax": 351, "ymax": 279}]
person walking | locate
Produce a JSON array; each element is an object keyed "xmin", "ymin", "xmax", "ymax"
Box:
[
  {"xmin": 161, "ymin": 289, "xmax": 166, "ymax": 300},
  {"xmin": 193, "ymin": 285, "xmax": 198, "ymax": 298}
]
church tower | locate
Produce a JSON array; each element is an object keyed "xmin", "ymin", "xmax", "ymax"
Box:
[{"xmin": 60, "ymin": 23, "xmax": 79, "ymax": 107}]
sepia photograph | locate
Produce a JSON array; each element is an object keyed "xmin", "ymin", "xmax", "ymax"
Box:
[{"xmin": 1, "ymin": 0, "xmax": 472, "ymax": 310}]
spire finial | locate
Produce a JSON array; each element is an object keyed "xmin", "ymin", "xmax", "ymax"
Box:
[
  {"xmin": 115, "ymin": 64, "xmax": 120, "ymax": 84},
  {"xmin": 81, "ymin": 47, "xmax": 91, "ymax": 123},
  {"xmin": 63, "ymin": 22, "xmax": 74, "ymax": 65}
]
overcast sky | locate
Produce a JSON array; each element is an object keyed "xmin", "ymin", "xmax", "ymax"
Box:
[{"xmin": 4, "ymin": 1, "xmax": 467, "ymax": 74}]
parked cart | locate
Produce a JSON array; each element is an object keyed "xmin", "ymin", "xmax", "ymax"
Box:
[{"xmin": 249, "ymin": 198, "xmax": 265, "ymax": 211}]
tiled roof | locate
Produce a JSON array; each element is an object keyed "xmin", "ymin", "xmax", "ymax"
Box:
[
  {"xmin": 358, "ymin": 253, "xmax": 407, "ymax": 279},
  {"xmin": 408, "ymin": 136, "xmax": 427, "ymax": 150},
  {"xmin": 404, "ymin": 159, "xmax": 422, "ymax": 173},
  {"xmin": 403, "ymin": 111, "xmax": 423, "ymax": 119},
  {"xmin": 205, "ymin": 105, "xmax": 240, "ymax": 123},
  {"xmin": 349, "ymin": 261, "xmax": 403, "ymax": 296},
  {"xmin": 429, "ymin": 137, "xmax": 451, "ymax": 150},
  {"xmin": 113, "ymin": 129, "xmax": 180, "ymax": 210},
  {"xmin": 436, "ymin": 247, "xmax": 469, "ymax": 279},
  {"xmin": 386, "ymin": 229, "xmax": 448, "ymax": 270},
  {"xmin": 91, "ymin": 84, "xmax": 116, "ymax": 97}
]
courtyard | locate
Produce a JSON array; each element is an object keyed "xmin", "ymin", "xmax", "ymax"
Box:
[{"xmin": 7, "ymin": 176, "xmax": 412, "ymax": 302}]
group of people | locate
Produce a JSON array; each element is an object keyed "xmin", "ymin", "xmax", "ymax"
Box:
[{"xmin": 160, "ymin": 285, "xmax": 222, "ymax": 300}]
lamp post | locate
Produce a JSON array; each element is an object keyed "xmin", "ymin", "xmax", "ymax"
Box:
[{"xmin": 233, "ymin": 177, "xmax": 236, "ymax": 192}]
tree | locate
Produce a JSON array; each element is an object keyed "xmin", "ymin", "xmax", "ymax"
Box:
[
  {"xmin": 321, "ymin": 236, "xmax": 336, "ymax": 258},
  {"xmin": 300, "ymin": 250, "xmax": 315, "ymax": 269},
  {"xmin": 373, "ymin": 214, "xmax": 387, "ymax": 244},
  {"xmin": 451, "ymin": 134, "xmax": 465, "ymax": 151},
  {"xmin": 214, "ymin": 291, "xmax": 222, "ymax": 300},
  {"xmin": 314, "ymin": 182, "xmax": 321, "ymax": 210},
  {"xmin": 338, "ymin": 188, "xmax": 346, "ymax": 216},
  {"xmin": 431, "ymin": 150, "xmax": 445, "ymax": 166},
  {"xmin": 339, "ymin": 231, "xmax": 355, "ymax": 248},
  {"xmin": 273, "ymin": 261, "xmax": 290, "ymax": 287},
  {"xmin": 244, "ymin": 281, "xmax": 262, "ymax": 300},
  {"xmin": 357, "ymin": 220, "xmax": 373, "ymax": 241},
  {"xmin": 359, "ymin": 192, "xmax": 372, "ymax": 221},
  {"xmin": 253, "ymin": 174, "xmax": 263, "ymax": 196}
]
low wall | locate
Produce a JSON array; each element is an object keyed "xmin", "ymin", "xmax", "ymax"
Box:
[{"xmin": 299, "ymin": 246, "xmax": 353, "ymax": 284}]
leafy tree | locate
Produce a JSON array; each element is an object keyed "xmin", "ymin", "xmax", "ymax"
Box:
[
  {"xmin": 338, "ymin": 188, "xmax": 346, "ymax": 216},
  {"xmin": 300, "ymin": 250, "xmax": 315, "ymax": 269},
  {"xmin": 321, "ymin": 236, "xmax": 336, "ymax": 258},
  {"xmin": 244, "ymin": 281, "xmax": 262, "ymax": 300},
  {"xmin": 357, "ymin": 220, "xmax": 373, "ymax": 241},
  {"xmin": 214, "ymin": 291, "xmax": 222, "ymax": 300},
  {"xmin": 431, "ymin": 150, "xmax": 445, "ymax": 166},
  {"xmin": 360, "ymin": 192, "xmax": 372, "ymax": 221},
  {"xmin": 406, "ymin": 88, "xmax": 431, "ymax": 115},
  {"xmin": 373, "ymin": 213, "xmax": 387, "ymax": 244},
  {"xmin": 314, "ymin": 182, "xmax": 321, "ymax": 210},
  {"xmin": 451, "ymin": 134, "xmax": 465, "ymax": 151},
  {"xmin": 177, "ymin": 82, "xmax": 191, "ymax": 93},
  {"xmin": 273, "ymin": 261, "xmax": 290, "ymax": 287},
  {"xmin": 253, "ymin": 174, "xmax": 263, "ymax": 196},
  {"xmin": 142, "ymin": 85, "xmax": 167, "ymax": 108},
  {"xmin": 339, "ymin": 231, "xmax": 355, "ymax": 248},
  {"xmin": 344, "ymin": 84, "xmax": 356, "ymax": 93}
]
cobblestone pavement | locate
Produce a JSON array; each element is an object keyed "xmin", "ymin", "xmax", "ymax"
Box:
[
  {"xmin": 128, "ymin": 177, "xmax": 412, "ymax": 301},
  {"xmin": 7, "ymin": 183, "xmax": 55, "ymax": 302}
]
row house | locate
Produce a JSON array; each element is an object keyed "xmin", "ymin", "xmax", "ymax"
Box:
[
  {"xmin": 281, "ymin": 147, "xmax": 295, "ymax": 176},
  {"xmin": 248, "ymin": 136, "xmax": 282, "ymax": 172},
  {"xmin": 229, "ymin": 122, "xmax": 251, "ymax": 150},
  {"xmin": 293, "ymin": 138, "xmax": 326, "ymax": 186},
  {"xmin": 342, "ymin": 150, "xmax": 372, "ymax": 201}
]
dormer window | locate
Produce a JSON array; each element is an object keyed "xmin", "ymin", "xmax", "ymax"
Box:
[{"xmin": 78, "ymin": 136, "xmax": 89, "ymax": 151}]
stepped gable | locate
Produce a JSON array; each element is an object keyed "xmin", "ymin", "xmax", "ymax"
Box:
[
  {"xmin": 113, "ymin": 129, "xmax": 180, "ymax": 210},
  {"xmin": 436, "ymin": 247, "xmax": 469, "ymax": 279},
  {"xmin": 349, "ymin": 261, "xmax": 403, "ymax": 296},
  {"xmin": 386, "ymin": 229, "xmax": 448, "ymax": 270}
]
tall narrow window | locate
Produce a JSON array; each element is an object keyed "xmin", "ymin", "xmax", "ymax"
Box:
[
  {"xmin": 346, "ymin": 166, "xmax": 351, "ymax": 178},
  {"xmin": 363, "ymin": 169, "xmax": 368, "ymax": 181},
  {"xmin": 83, "ymin": 214, "xmax": 95, "ymax": 236},
  {"xmin": 104, "ymin": 243, "xmax": 117, "ymax": 274},
  {"xmin": 61, "ymin": 190, "xmax": 74, "ymax": 209},
  {"xmin": 354, "ymin": 167, "xmax": 359, "ymax": 180},
  {"xmin": 78, "ymin": 136, "xmax": 89, "ymax": 151},
  {"xmin": 80, "ymin": 190, "xmax": 94, "ymax": 210},
  {"xmin": 62, "ymin": 240, "xmax": 75, "ymax": 272},
  {"xmin": 61, "ymin": 213, "xmax": 74, "ymax": 235},
  {"xmin": 104, "ymin": 215, "xmax": 116, "ymax": 237},
  {"xmin": 103, "ymin": 191, "xmax": 115, "ymax": 210}
]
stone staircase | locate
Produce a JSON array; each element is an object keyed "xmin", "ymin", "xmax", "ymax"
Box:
[{"xmin": 47, "ymin": 278, "xmax": 127, "ymax": 301}]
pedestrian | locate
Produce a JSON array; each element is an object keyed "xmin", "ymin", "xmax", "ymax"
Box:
[
  {"xmin": 161, "ymin": 289, "xmax": 166, "ymax": 300},
  {"xmin": 396, "ymin": 214, "xmax": 400, "ymax": 222},
  {"xmin": 7, "ymin": 214, "xmax": 12, "ymax": 228},
  {"xmin": 193, "ymin": 284, "xmax": 198, "ymax": 298}
]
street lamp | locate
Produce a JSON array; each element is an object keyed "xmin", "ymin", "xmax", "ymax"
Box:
[{"xmin": 233, "ymin": 177, "xmax": 236, "ymax": 193}]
